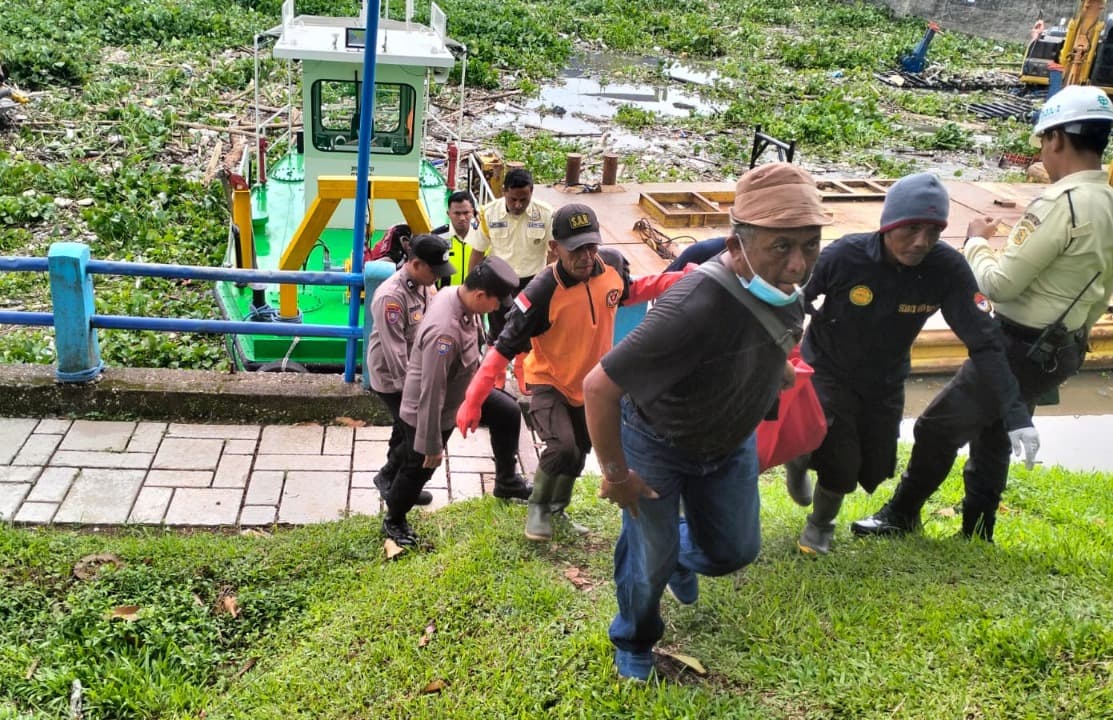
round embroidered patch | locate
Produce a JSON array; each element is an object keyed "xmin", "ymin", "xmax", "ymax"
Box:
[
  {"xmin": 849, "ymin": 285, "xmax": 873, "ymax": 306},
  {"xmin": 974, "ymin": 292, "xmax": 991, "ymax": 312},
  {"xmin": 606, "ymin": 289, "xmax": 622, "ymax": 308},
  {"xmin": 385, "ymin": 301, "xmax": 403, "ymax": 325},
  {"xmin": 1012, "ymin": 220, "xmax": 1035, "ymax": 246}
]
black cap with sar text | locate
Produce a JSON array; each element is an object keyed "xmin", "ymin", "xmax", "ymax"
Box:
[
  {"xmin": 552, "ymin": 203, "xmax": 602, "ymax": 251},
  {"xmin": 410, "ymin": 234, "xmax": 456, "ymax": 278}
]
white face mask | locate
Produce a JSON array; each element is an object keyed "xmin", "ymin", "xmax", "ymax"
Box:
[{"xmin": 736, "ymin": 241, "xmax": 805, "ymax": 306}]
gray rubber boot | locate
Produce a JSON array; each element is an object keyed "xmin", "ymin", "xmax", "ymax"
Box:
[
  {"xmin": 784, "ymin": 453, "xmax": 814, "ymax": 507},
  {"xmin": 549, "ymin": 474, "xmax": 588, "ymax": 535},
  {"xmin": 798, "ymin": 485, "xmax": 844, "ymax": 556},
  {"xmin": 525, "ymin": 469, "xmax": 556, "ymax": 541}
]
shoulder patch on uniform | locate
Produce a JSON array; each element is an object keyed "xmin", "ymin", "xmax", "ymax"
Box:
[
  {"xmin": 434, "ymin": 335, "xmax": 455, "ymax": 355},
  {"xmin": 471, "ymin": 218, "xmax": 479, "ymax": 230},
  {"xmin": 1022, "ymin": 212, "xmax": 1042, "ymax": 228},
  {"xmin": 606, "ymin": 288, "xmax": 621, "ymax": 308},
  {"xmin": 1011, "ymin": 219, "xmax": 1035, "ymax": 247},
  {"xmin": 514, "ymin": 293, "xmax": 532, "ymax": 314},
  {"xmin": 384, "ymin": 301, "xmax": 403, "ymax": 325},
  {"xmin": 973, "ymin": 292, "xmax": 991, "ymax": 313},
  {"xmin": 849, "ymin": 285, "xmax": 873, "ymax": 306}
]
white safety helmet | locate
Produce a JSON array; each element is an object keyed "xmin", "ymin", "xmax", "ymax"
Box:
[{"xmin": 1030, "ymin": 85, "xmax": 1113, "ymax": 146}]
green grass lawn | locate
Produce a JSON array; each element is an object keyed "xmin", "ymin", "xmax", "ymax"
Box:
[{"xmin": 2, "ymin": 461, "xmax": 1111, "ymax": 719}]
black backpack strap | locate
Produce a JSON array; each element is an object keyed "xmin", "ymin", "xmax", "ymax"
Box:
[{"xmin": 696, "ymin": 261, "xmax": 799, "ymax": 354}]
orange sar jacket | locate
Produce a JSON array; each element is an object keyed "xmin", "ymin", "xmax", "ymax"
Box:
[{"xmin": 493, "ymin": 247, "xmax": 631, "ymax": 406}]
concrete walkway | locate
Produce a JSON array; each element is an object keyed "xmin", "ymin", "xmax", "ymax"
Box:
[
  {"xmin": 3, "ymin": 410, "xmax": 1110, "ymax": 527},
  {"xmin": 0, "ymin": 417, "xmax": 580, "ymax": 526}
]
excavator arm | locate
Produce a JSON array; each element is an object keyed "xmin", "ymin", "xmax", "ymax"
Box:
[{"xmin": 1060, "ymin": 0, "xmax": 1107, "ymax": 86}]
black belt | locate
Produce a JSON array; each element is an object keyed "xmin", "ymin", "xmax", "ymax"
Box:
[
  {"xmin": 997, "ymin": 315, "xmax": 1086, "ymax": 344},
  {"xmin": 996, "ymin": 315, "xmax": 1044, "ymax": 342}
]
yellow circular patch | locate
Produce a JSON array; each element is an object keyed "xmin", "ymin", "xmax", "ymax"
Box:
[
  {"xmin": 849, "ymin": 285, "xmax": 874, "ymax": 306},
  {"xmin": 1012, "ymin": 224, "xmax": 1031, "ymax": 246}
]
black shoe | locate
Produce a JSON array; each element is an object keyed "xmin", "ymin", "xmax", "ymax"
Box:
[
  {"xmin": 374, "ymin": 471, "xmax": 433, "ymax": 506},
  {"xmin": 382, "ymin": 517, "xmax": 419, "ymax": 546},
  {"xmin": 850, "ymin": 503, "xmax": 921, "ymax": 537},
  {"xmin": 493, "ymin": 474, "xmax": 533, "ymax": 501}
]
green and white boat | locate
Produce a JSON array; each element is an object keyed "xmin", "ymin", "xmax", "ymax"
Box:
[{"xmin": 216, "ymin": 0, "xmax": 467, "ymax": 371}]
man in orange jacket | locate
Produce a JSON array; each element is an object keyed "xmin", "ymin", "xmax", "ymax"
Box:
[{"xmin": 456, "ymin": 203, "xmax": 689, "ymax": 541}]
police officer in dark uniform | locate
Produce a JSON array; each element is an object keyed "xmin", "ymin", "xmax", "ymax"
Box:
[
  {"xmin": 853, "ymin": 86, "xmax": 1113, "ymax": 542},
  {"xmin": 789, "ymin": 173, "xmax": 1035, "ymax": 555},
  {"xmin": 383, "ymin": 257, "xmax": 519, "ymax": 547}
]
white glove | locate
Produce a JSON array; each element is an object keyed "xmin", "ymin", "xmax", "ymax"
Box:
[{"xmin": 1008, "ymin": 426, "xmax": 1040, "ymax": 470}]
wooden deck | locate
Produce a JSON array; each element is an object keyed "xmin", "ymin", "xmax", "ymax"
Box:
[{"xmin": 535, "ymin": 179, "xmax": 1113, "ymax": 373}]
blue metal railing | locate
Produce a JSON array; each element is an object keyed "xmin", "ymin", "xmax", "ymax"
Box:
[{"xmin": 0, "ymin": 243, "xmax": 393, "ymax": 383}]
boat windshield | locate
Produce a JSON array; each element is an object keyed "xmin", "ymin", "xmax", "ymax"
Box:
[{"xmin": 311, "ymin": 79, "xmax": 416, "ymax": 155}]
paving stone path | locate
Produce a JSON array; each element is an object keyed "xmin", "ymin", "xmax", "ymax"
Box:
[{"xmin": 0, "ymin": 417, "xmax": 598, "ymax": 526}]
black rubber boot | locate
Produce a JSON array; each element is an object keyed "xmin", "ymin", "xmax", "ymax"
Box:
[{"xmin": 960, "ymin": 503, "xmax": 996, "ymax": 542}]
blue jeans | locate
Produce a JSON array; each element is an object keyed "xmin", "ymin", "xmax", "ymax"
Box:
[{"xmin": 609, "ymin": 398, "xmax": 762, "ymax": 654}]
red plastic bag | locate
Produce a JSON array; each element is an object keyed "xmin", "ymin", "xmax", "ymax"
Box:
[{"xmin": 757, "ymin": 348, "xmax": 827, "ymax": 472}]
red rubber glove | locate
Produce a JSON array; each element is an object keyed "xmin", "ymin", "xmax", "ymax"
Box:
[
  {"xmin": 456, "ymin": 348, "xmax": 511, "ymax": 436},
  {"xmin": 625, "ymin": 264, "xmax": 697, "ymax": 305}
]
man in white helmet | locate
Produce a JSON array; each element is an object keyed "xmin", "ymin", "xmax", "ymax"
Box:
[{"xmin": 853, "ymin": 85, "xmax": 1113, "ymax": 543}]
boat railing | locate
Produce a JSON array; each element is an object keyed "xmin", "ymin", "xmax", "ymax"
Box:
[
  {"xmin": 0, "ymin": 243, "xmax": 394, "ymax": 385},
  {"xmin": 465, "ymin": 151, "xmax": 497, "ymax": 208}
]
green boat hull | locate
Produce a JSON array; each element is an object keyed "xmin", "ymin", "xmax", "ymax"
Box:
[{"xmin": 215, "ymin": 153, "xmax": 450, "ymax": 371}]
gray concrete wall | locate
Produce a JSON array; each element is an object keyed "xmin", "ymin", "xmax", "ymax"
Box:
[
  {"xmin": 869, "ymin": 0, "xmax": 1081, "ymax": 42},
  {"xmin": 0, "ymin": 365, "xmax": 390, "ymax": 424}
]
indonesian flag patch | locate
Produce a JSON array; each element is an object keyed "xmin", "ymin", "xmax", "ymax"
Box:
[{"xmin": 514, "ymin": 293, "xmax": 532, "ymax": 314}]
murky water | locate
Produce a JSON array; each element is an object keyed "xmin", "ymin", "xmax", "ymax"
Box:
[{"xmin": 472, "ymin": 51, "xmax": 724, "ymax": 151}]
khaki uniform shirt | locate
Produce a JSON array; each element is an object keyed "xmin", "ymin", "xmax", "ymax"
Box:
[
  {"xmin": 367, "ymin": 266, "xmax": 433, "ymax": 394},
  {"xmin": 466, "ymin": 197, "xmax": 554, "ymax": 278},
  {"xmin": 965, "ymin": 169, "xmax": 1113, "ymax": 332},
  {"xmin": 400, "ymin": 287, "xmax": 482, "ymax": 456}
]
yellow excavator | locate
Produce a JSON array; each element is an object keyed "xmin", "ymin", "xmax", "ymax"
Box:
[
  {"xmin": 0, "ymin": 64, "xmax": 30, "ymax": 110},
  {"xmin": 1021, "ymin": 1, "xmax": 1113, "ymax": 92}
]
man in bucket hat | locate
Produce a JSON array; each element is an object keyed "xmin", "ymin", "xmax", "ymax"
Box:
[
  {"xmin": 854, "ymin": 86, "xmax": 1113, "ymax": 543},
  {"xmin": 457, "ymin": 203, "xmax": 689, "ymax": 541},
  {"xmin": 583, "ymin": 162, "xmax": 828, "ymax": 681},
  {"xmin": 783, "ymin": 173, "xmax": 1034, "ymax": 556}
]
